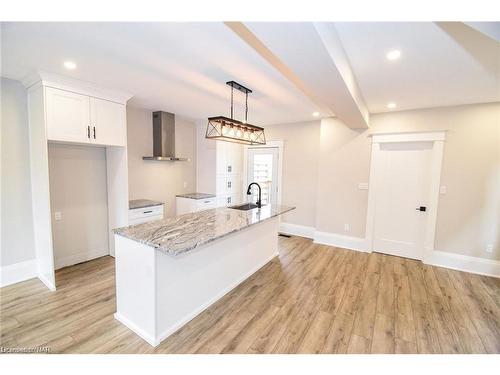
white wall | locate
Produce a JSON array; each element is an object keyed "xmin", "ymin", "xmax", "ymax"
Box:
[
  {"xmin": 195, "ymin": 120, "xmax": 216, "ymax": 194},
  {"xmin": 1, "ymin": 77, "xmax": 36, "ymax": 267},
  {"xmin": 269, "ymin": 102, "xmax": 500, "ymax": 262},
  {"xmin": 264, "ymin": 121, "xmax": 320, "ymax": 228},
  {"xmin": 127, "ymin": 106, "xmax": 197, "ymax": 217},
  {"xmin": 48, "ymin": 143, "xmax": 109, "ymax": 269}
]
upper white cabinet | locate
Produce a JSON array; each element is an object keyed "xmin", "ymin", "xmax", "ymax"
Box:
[
  {"xmin": 46, "ymin": 87, "xmax": 90, "ymax": 143},
  {"xmin": 90, "ymin": 97, "xmax": 127, "ymax": 146},
  {"xmin": 45, "ymin": 87, "xmax": 127, "ymax": 147}
]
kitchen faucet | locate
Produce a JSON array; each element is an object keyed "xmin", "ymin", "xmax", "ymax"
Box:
[{"xmin": 246, "ymin": 182, "xmax": 262, "ymax": 208}]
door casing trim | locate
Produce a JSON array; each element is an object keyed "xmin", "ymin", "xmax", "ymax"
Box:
[
  {"xmin": 365, "ymin": 131, "xmax": 446, "ymax": 259},
  {"xmin": 243, "ymin": 140, "xmax": 284, "ymax": 206}
]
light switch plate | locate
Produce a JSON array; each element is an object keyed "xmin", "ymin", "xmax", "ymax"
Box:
[
  {"xmin": 440, "ymin": 186, "xmax": 447, "ymax": 194},
  {"xmin": 54, "ymin": 211, "xmax": 62, "ymax": 221},
  {"xmin": 358, "ymin": 182, "xmax": 369, "ymax": 190}
]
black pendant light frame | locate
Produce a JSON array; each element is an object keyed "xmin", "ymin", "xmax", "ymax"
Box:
[{"xmin": 206, "ymin": 81, "xmax": 266, "ymax": 145}]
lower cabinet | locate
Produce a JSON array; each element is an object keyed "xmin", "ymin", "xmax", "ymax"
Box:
[
  {"xmin": 128, "ymin": 205, "xmax": 164, "ymax": 225},
  {"xmin": 176, "ymin": 197, "xmax": 216, "ymax": 215}
]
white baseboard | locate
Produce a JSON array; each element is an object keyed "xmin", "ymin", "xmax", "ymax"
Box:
[
  {"xmin": 0, "ymin": 259, "xmax": 37, "ymax": 287},
  {"xmin": 279, "ymin": 222, "xmax": 315, "ymax": 238},
  {"xmin": 54, "ymin": 248, "xmax": 109, "ymax": 270},
  {"xmin": 313, "ymin": 230, "xmax": 368, "ymax": 253},
  {"xmin": 424, "ymin": 250, "xmax": 500, "ymax": 278},
  {"xmin": 114, "ymin": 313, "xmax": 158, "ymax": 346},
  {"xmin": 280, "ymin": 223, "xmax": 499, "ymax": 278},
  {"xmin": 37, "ymin": 272, "xmax": 57, "ymax": 291}
]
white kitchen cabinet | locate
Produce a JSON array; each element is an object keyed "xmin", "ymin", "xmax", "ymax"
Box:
[
  {"xmin": 45, "ymin": 87, "xmax": 126, "ymax": 146},
  {"xmin": 128, "ymin": 204, "xmax": 164, "ymax": 225},
  {"xmin": 176, "ymin": 197, "xmax": 216, "ymax": 215},
  {"xmin": 46, "ymin": 87, "xmax": 90, "ymax": 143},
  {"xmin": 215, "ymin": 142, "xmax": 244, "ymax": 207},
  {"xmin": 25, "ymin": 71, "xmax": 132, "ymax": 291},
  {"xmin": 90, "ymin": 97, "xmax": 127, "ymax": 146}
]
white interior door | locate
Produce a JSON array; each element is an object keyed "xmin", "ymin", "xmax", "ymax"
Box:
[
  {"xmin": 247, "ymin": 147, "xmax": 279, "ymax": 206},
  {"xmin": 372, "ymin": 141, "xmax": 434, "ymax": 260}
]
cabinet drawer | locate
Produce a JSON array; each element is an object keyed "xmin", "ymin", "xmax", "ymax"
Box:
[
  {"xmin": 128, "ymin": 215, "xmax": 163, "ymax": 226},
  {"xmin": 128, "ymin": 205, "xmax": 164, "ymax": 221},
  {"xmin": 196, "ymin": 198, "xmax": 216, "ymax": 211}
]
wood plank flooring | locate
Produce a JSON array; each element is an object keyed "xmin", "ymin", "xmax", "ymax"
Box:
[{"xmin": 1, "ymin": 236, "xmax": 499, "ymax": 354}]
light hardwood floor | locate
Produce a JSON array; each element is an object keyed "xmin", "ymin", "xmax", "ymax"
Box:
[{"xmin": 1, "ymin": 236, "xmax": 499, "ymax": 354}]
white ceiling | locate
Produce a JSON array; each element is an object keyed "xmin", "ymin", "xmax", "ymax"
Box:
[
  {"xmin": 0, "ymin": 22, "xmax": 319, "ymax": 125},
  {"xmin": 1, "ymin": 22, "xmax": 498, "ymax": 125},
  {"xmin": 334, "ymin": 22, "xmax": 500, "ymax": 113}
]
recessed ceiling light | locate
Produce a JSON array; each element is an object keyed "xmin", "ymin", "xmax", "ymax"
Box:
[
  {"xmin": 312, "ymin": 112, "xmax": 320, "ymax": 117},
  {"xmin": 63, "ymin": 61, "xmax": 77, "ymax": 70},
  {"xmin": 386, "ymin": 50, "xmax": 401, "ymax": 61},
  {"xmin": 387, "ymin": 102, "xmax": 397, "ymax": 109}
]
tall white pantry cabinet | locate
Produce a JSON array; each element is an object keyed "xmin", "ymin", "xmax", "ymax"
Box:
[
  {"xmin": 24, "ymin": 71, "xmax": 131, "ymax": 291},
  {"xmin": 215, "ymin": 141, "xmax": 244, "ymax": 207}
]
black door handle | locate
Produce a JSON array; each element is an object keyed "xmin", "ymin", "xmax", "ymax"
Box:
[
  {"xmin": 416, "ymin": 206, "xmax": 427, "ymax": 212},
  {"xmin": 87, "ymin": 126, "xmax": 90, "ymax": 138},
  {"xmin": 93, "ymin": 126, "xmax": 96, "ymax": 139}
]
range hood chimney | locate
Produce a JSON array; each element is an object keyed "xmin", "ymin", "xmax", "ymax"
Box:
[{"xmin": 143, "ymin": 111, "xmax": 187, "ymax": 161}]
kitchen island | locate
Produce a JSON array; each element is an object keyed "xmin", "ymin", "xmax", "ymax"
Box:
[{"xmin": 113, "ymin": 204, "xmax": 294, "ymax": 346}]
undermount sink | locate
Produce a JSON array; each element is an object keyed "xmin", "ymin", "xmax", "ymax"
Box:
[{"xmin": 229, "ymin": 203, "xmax": 261, "ymax": 211}]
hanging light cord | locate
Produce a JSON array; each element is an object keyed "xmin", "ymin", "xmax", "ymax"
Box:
[
  {"xmin": 230, "ymin": 85, "xmax": 234, "ymax": 119},
  {"xmin": 245, "ymin": 92, "xmax": 248, "ymax": 123}
]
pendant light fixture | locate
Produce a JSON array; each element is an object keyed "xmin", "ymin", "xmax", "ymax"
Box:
[{"xmin": 206, "ymin": 81, "xmax": 266, "ymax": 145}]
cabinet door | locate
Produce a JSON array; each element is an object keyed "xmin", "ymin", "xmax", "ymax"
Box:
[
  {"xmin": 90, "ymin": 98, "xmax": 127, "ymax": 147},
  {"xmin": 45, "ymin": 87, "xmax": 90, "ymax": 143},
  {"xmin": 227, "ymin": 142, "xmax": 243, "ymax": 174},
  {"xmin": 216, "ymin": 142, "xmax": 227, "ymax": 174}
]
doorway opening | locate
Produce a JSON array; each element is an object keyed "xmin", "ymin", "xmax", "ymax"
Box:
[{"xmin": 244, "ymin": 141, "xmax": 283, "ymax": 206}]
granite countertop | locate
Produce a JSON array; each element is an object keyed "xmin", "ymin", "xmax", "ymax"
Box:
[
  {"xmin": 129, "ymin": 199, "xmax": 164, "ymax": 210},
  {"xmin": 114, "ymin": 204, "xmax": 295, "ymax": 257},
  {"xmin": 176, "ymin": 193, "xmax": 216, "ymax": 200}
]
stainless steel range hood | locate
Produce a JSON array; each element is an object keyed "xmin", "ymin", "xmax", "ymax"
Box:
[{"xmin": 143, "ymin": 111, "xmax": 188, "ymax": 161}]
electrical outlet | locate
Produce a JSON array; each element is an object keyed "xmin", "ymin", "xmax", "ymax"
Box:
[
  {"xmin": 486, "ymin": 244, "xmax": 493, "ymax": 253},
  {"xmin": 358, "ymin": 182, "xmax": 369, "ymax": 190},
  {"xmin": 183, "ymin": 181, "xmax": 187, "ymax": 189},
  {"xmin": 54, "ymin": 211, "xmax": 62, "ymax": 221},
  {"xmin": 344, "ymin": 223, "xmax": 350, "ymax": 232}
]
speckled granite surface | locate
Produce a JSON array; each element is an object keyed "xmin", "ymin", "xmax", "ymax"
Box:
[
  {"xmin": 114, "ymin": 204, "xmax": 295, "ymax": 256},
  {"xmin": 129, "ymin": 199, "xmax": 164, "ymax": 210},
  {"xmin": 175, "ymin": 193, "xmax": 216, "ymax": 200}
]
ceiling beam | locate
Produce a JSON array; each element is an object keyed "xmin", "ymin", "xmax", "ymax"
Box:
[
  {"xmin": 464, "ymin": 22, "xmax": 500, "ymax": 42},
  {"xmin": 224, "ymin": 22, "xmax": 331, "ymax": 117},
  {"xmin": 436, "ymin": 22, "xmax": 500, "ymax": 78},
  {"xmin": 226, "ymin": 22, "xmax": 369, "ymax": 129}
]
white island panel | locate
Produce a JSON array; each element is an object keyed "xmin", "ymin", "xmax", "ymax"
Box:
[{"xmin": 114, "ymin": 216, "xmax": 279, "ymax": 347}]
